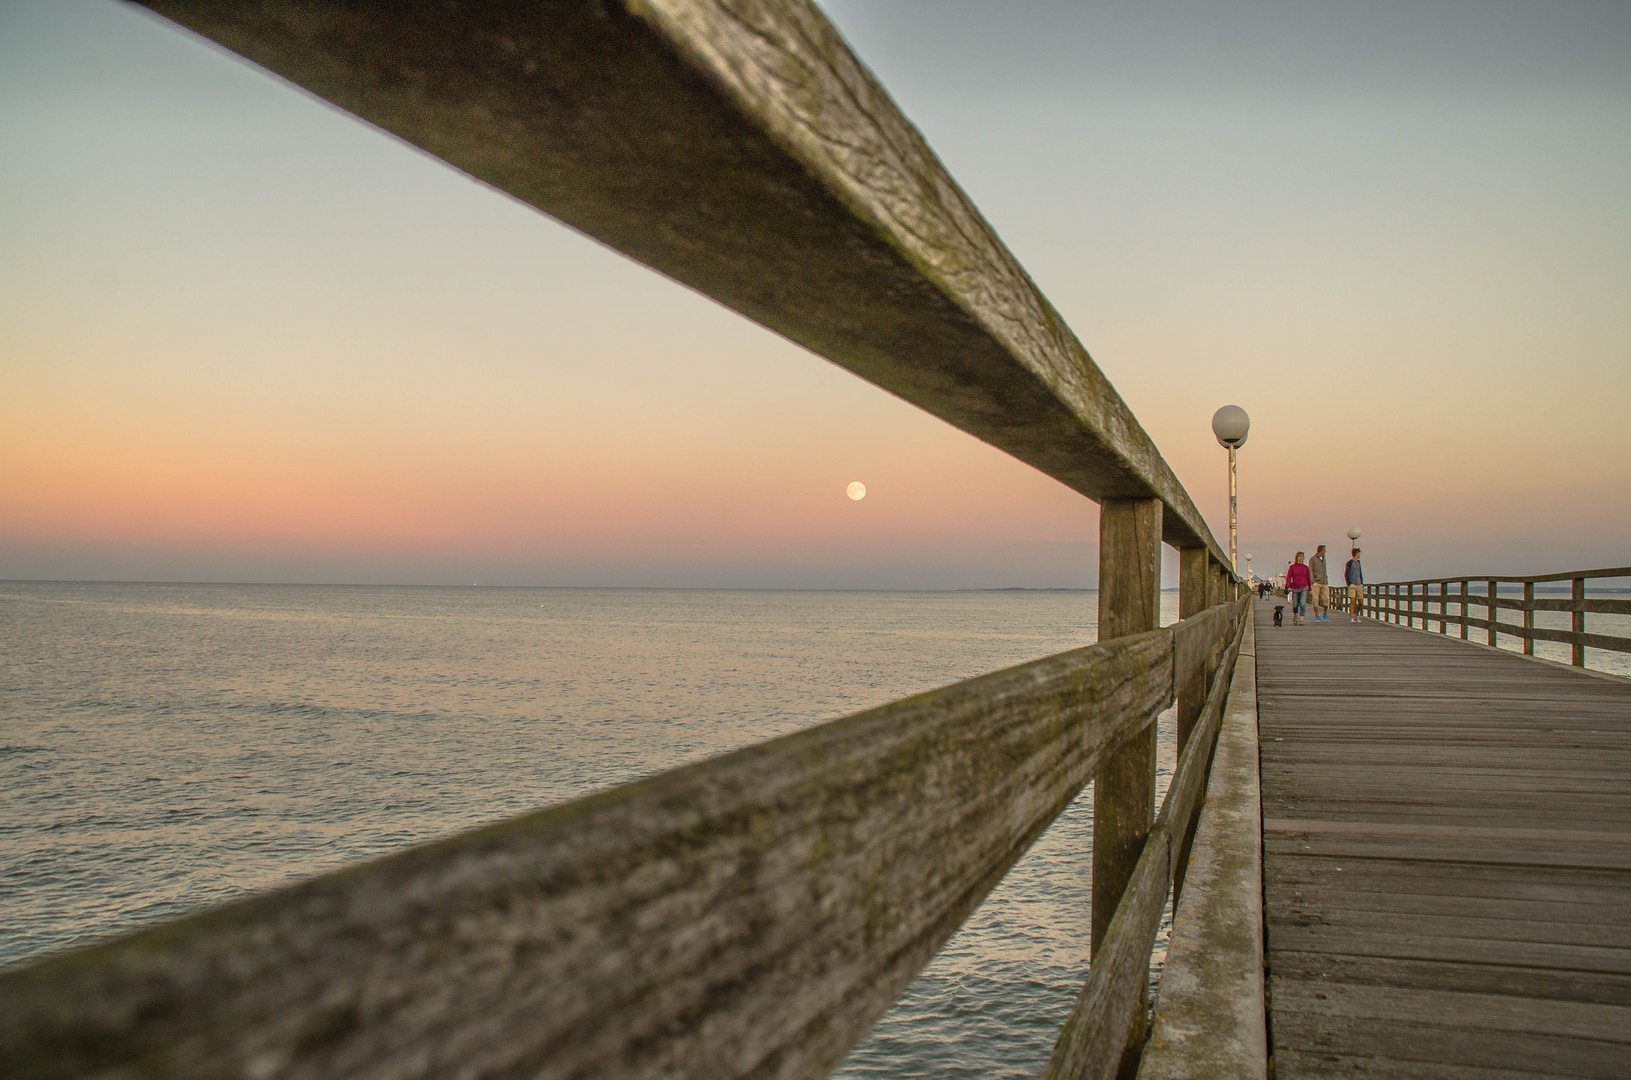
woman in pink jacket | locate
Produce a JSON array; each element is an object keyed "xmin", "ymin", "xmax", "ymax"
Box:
[{"xmin": 1285, "ymin": 552, "xmax": 1312, "ymax": 625}]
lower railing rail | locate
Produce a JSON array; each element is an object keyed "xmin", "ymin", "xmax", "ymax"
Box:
[
  {"xmin": 1044, "ymin": 599, "xmax": 1248, "ymax": 1080},
  {"xmin": 1364, "ymin": 566, "xmax": 1631, "ymax": 665},
  {"xmin": 0, "ymin": 599, "xmax": 1250, "ymax": 1080}
]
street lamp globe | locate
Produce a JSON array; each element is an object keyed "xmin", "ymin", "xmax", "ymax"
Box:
[
  {"xmin": 1347, "ymin": 527, "xmax": 1362, "ymax": 542},
  {"xmin": 1212, "ymin": 405, "xmax": 1250, "ymax": 448},
  {"xmin": 1211, "ymin": 405, "xmax": 1250, "ymax": 575}
]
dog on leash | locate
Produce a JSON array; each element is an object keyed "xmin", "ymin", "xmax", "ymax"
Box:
[{"xmin": 1272, "ymin": 604, "xmax": 1285, "ymax": 627}]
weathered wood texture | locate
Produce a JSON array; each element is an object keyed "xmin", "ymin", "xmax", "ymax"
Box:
[
  {"xmin": 1367, "ymin": 569, "xmax": 1631, "ymax": 660},
  {"xmin": 1139, "ymin": 618, "xmax": 1266, "ymax": 1080},
  {"xmin": 1175, "ymin": 550, "xmax": 1212, "ymax": 752},
  {"xmin": 2, "ymin": 618, "xmax": 1247, "ymax": 1080},
  {"xmin": 1167, "ymin": 592, "xmax": 1234, "ymax": 921},
  {"xmin": 1256, "ymin": 608, "xmax": 1631, "ymax": 1078},
  {"xmin": 129, "ymin": 0, "xmax": 1230, "ymax": 566},
  {"xmin": 1044, "ymin": 598, "xmax": 1250, "ymax": 1080},
  {"xmin": 1094, "ymin": 499, "xmax": 1165, "ymax": 954}
]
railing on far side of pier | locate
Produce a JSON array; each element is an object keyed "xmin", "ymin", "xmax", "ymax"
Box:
[
  {"xmin": 0, "ymin": 3, "xmax": 1253, "ymax": 1079},
  {"xmin": 1364, "ymin": 567, "xmax": 1631, "ymax": 666}
]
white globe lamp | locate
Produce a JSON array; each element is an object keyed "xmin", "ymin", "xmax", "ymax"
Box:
[
  {"xmin": 1212, "ymin": 405, "xmax": 1250, "ymax": 449},
  {"xmin": 1211, "ymin": 406, "xmax": 1251, "ymax": 574}
]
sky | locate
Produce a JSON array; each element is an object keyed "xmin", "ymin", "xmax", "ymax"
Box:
[{"xmin": 2, "ymin": 0, "xmax": 1628, "ymax": 588}]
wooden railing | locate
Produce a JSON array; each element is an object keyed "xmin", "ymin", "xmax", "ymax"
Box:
[
  {"xmin": 1365, "ymin": 567, "xmax": 1631, "ymax": 665},
  {"xmin": 1, "ymin": 3, "xmax": 1251, "ymax": 1078},
  {"xmin": 1, "ymin": 599, "xmax": 1249, "ymax": 1080}
]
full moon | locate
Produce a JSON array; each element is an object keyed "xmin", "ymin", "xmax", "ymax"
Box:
[{"xmin": 846, "ymin": 481, "xmax": 867, "ymax": 501}]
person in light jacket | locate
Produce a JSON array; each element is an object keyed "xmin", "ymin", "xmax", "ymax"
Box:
[
  {"xmin": 1285, "ymin": 552, "xmax": 1312, "ymax": 625},
  {"xmin": 1309, "ymin": 545, "xmax": 1330, "ymax": 621}
]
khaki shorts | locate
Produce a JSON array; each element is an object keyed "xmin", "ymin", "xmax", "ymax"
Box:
[
  {"xmin": 1311, "ymin": 583, "xmax": 1331, "ymax": 607},
  {"xmin": 1348, "ymin": 584, "xmax": 1363, "ymax": 601}
]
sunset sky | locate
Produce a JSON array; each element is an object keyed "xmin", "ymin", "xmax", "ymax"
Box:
[{"xmin": 3, "ymin": 0, "xmax": 1628, "ymax": 588}]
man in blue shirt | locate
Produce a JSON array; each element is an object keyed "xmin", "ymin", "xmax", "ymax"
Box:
[{"xmin": 1345, "ymin": 549, "xmax": 1364, "ymax": 622}]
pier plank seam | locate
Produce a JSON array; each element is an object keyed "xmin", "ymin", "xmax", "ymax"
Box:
[{"xmin": 1257, "ymin": 607, "xmax": 1631, "ymax": 1079}]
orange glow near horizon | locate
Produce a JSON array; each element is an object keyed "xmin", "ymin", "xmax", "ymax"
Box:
[{"xmin": 2, "ymin": 0, "xmax": 1628, "ymax": 586}]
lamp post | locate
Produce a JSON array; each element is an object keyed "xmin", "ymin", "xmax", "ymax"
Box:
[
  {"xmin": 1246, "ymin": 554, "xmax": 1253, "ymax": 584},
  {"xmin": 1212, "ymin": 406, "xmax": 1251, "ymax": 574}
]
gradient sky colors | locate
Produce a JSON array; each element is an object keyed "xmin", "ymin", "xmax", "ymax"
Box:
[{"xmin": 3, "ymin": 0, "xmax": 1628, "ymax": 587}]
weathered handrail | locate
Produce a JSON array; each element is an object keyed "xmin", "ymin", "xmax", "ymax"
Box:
[
  {"xmin": 128, "ymin": 0, "xmax": 1232, "ymax": 572},
  {"xmin": 10, "ymin": 2, "xmax": 1256, "ymax": 1076},
  {"xmin": 0, "ymin": 602, "xmax": 1247, "ymax": 1079},
  {"xmin": 1365, "ymin": 566, "xmax": 1631, "ymax": 665}
]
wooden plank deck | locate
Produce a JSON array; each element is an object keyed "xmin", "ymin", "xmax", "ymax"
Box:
[{"xmin": 1254, "ymin": 605, "xmax": 1631, "ymax": 1078}]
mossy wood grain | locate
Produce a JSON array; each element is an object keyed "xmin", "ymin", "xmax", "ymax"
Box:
[
  {"xmin": 129, "ymin": 0, "xmax": 1231, "ymax": 567},
  {"xmin": 1, "ymin": 630, "xmax": 1183, "ymax": 1080},
  {"xmin": 1044, "ymin": 599, "xmax": 1249, "ymax": 1080}
]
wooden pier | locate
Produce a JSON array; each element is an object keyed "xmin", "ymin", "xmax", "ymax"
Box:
[
  {"xmin": 1257, "ymin": 607, "xmax": 1631, "ymax": 1078},
  {"xmin": 4, "ymin": 5, "xmax": 1628, "ymax": 1079}
]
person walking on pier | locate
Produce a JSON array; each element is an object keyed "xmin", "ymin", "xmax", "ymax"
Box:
[
  {"xmin": 1345, "ymin": 548, "xmax": 1364, "ymax": 622},
  {"xmin": 1286, "ymin": 552, "xmax": 1312, "ymax": 625},
  {"xmin": 1309, "ymin": 544, "xmax": 1331, "ymax": 621}
]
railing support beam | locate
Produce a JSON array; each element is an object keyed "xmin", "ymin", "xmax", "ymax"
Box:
[
  {"xmin": 1176, "ymin": 549, "xmax": 1209, "ymax": 754},
  {"xmin": 1093, "ymin": 497, "xmax": 1163, "ymax": 1075},
  {"xmin": 1573, "ymin": 577, "xmax": 1587, "ymax": 666},
  {"xmin": 1524, "ymin": 582, "xmax": 1535, "ymax": 655}
]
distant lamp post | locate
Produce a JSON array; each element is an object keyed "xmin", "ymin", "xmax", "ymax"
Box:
[
  {"xmin": 1212, "ymin": 405, "xmax": 1251, "ymax": 574},
  {"xmin": 1246, "ymin": 554, "xmax": 1253, "ymax": 584}
]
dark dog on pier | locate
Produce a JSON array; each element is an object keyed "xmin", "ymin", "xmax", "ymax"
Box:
[{"xmin": 1272, "ymin": 604, "xmax": 1285, "ymax": 627}]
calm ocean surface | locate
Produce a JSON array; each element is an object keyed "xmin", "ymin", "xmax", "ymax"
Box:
[
  {"xmin": 1, "ymin": 582, "xmax": 1183, "ymax": 1078},
  {"xmin": 6, "ymin": 582, "xmax": 1626, "ymax": 1075}
]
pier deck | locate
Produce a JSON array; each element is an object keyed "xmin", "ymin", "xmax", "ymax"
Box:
[{"xmin": 1254, "ymin": 606, "xmax": 1631, "ymax": 1078}]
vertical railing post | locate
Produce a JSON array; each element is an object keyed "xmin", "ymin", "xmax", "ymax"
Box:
[
  {"xmin": 1460, "ymin": 580, "xmax": 1469, "ymax": 639},
  {"xmin": 1439, "ymin": 581, "xmax": 1448, "ymax": 633},
  {"xmin": 1177, "ymin": 549, "xmax": 1209, "ymax": 755},
  {"xmin": 1408, "ymin": 583, "xmax": 1416, "ymax": 628},
  {"xmin": 1093, "ymin": 498, "xmax": 1163, "ymax": 1068},
  {"xmin": 1173, "ymin": 547, "xmax": 1213, "ymax": 923},
  {"xmin": 1523, "ymin": 581, "xmax": 1535, "ymax": 655},
  {"xmin": 1487, "ymin": 580, "xmax": 1498, "ymax": 646},
  {"xmin": 1573, "ymin": 577, "xmax": 1586, "ymax": 666}
]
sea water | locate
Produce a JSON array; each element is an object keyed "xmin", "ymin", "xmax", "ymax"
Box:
[
  {"xmin": 1, "ymin": 582, "xmax": 1185, "ymax": 1078},
  {"xmin": 7, "ymin": 581, "xmax": 1627, "ymax": 1074}
]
